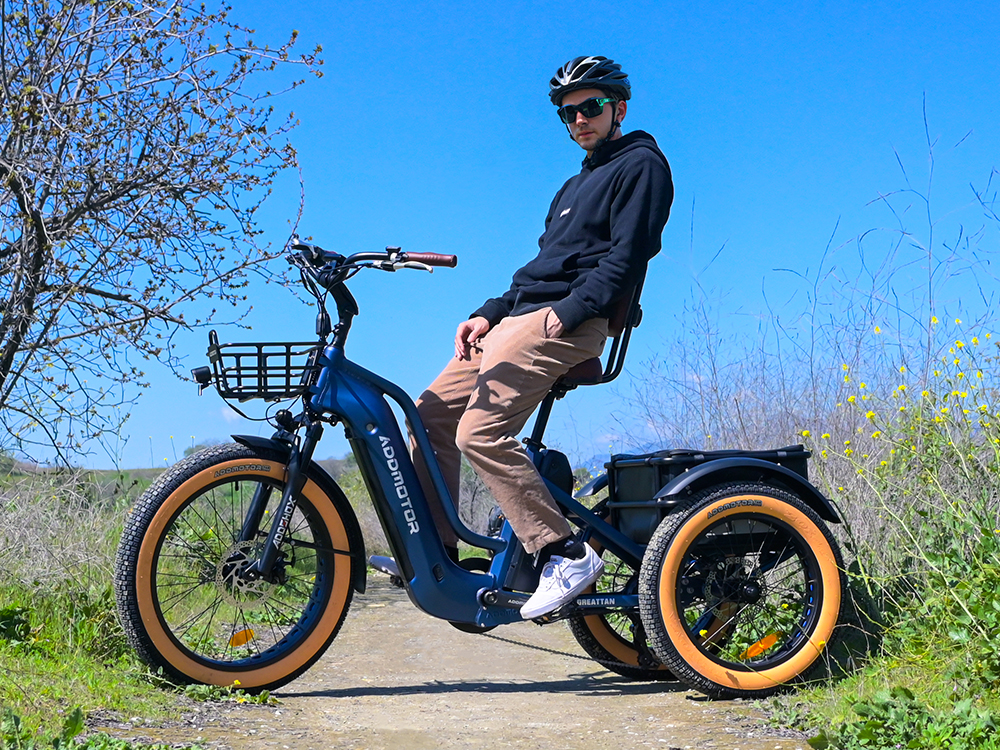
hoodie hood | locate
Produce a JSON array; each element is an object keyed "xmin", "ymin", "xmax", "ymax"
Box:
[{"xmin": 584, "ymin": 130, "xmax": 668, "ymax": 170}]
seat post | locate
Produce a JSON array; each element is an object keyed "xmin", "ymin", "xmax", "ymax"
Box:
[{"xmin": 524, "ymin": 389, "xmax": 559, "ymax": 451}]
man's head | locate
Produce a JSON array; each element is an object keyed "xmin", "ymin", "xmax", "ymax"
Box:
[{"xmin": 549, "ymin": 56, "xmax": 630, "ymax": 155}]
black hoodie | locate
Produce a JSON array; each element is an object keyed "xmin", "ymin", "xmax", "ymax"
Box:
[{"xmin": 473, "ymin": 130, "xmax": 673, "ymax": 333}]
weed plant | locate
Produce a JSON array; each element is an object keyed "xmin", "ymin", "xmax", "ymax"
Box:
[
  {"xmin": 0, "ymin": 468, "xmax": 182, "ymax": 737},
  {"xmin": 622, "ymin": 134, "xmax": 1000, "ymax": 746}
]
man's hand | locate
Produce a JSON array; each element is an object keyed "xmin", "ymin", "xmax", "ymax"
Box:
[
  {"xmin": 544, "ymin": 308, "xmax": 565, "ymax": 338},
  {"xmin": 455, "ymin": 316, "xmax": 491, "ymax": 360}
]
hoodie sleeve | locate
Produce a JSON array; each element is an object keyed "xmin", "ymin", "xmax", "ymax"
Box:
[
  {"xmin": 470, "ymin": 180, "xmax": 573, "ymax": 326},
  {"xmin": 550, "ymin": 153, "xmax": 673, "ymax": 332}
]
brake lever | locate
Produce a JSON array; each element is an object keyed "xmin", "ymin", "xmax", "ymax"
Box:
[
  {"xmin": 397, "ymin": 261, "xmax": 433, "ymax": 273},
  {"xmin": 371, "ymin": 260, "xmax": 433, "ymax": 273}
]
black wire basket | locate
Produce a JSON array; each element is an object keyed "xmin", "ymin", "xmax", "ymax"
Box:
[{"xmin": 206, "ymin": 331, "xmax": 322, "ymax": 402}]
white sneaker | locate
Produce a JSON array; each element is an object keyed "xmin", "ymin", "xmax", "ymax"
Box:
[{"xmin": 520, "ymin": 545, "xmax": 604, "ymax": 620}]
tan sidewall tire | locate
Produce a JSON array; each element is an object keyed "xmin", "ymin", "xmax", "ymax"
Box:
[
  {"xmin": 656, "ymin": 494, "xmax": 841, "ymax": 693},
  {"xmin": 577, "ymin": 542, "xmax": 672, "ymax": 674},
  {"xmin": 134, "ymin": 459, "xmax": 353, "ymax": 689}
]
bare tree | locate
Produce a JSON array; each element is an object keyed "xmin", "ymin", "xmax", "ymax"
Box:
[{"xmin": 0, "ymin": 0, "xmax": 321, "ymax": 462}]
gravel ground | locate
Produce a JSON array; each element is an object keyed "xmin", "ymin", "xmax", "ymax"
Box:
[{"xmin": 100, "ymin": 578, "xmax": 812, "ymax": 750}]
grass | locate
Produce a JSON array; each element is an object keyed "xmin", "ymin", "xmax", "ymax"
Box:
[{"xmin": 0, "ymin": 466, "xmax": 204, "ymax": 745}]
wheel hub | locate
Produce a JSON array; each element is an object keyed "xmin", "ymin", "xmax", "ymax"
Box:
[
  {"xmin": 215, "ymin": 540, "xmax": 272, "ymax": 609},
  {"xmin": 736, "ymin": 581, "xmax": 762, "ymax": 603}
]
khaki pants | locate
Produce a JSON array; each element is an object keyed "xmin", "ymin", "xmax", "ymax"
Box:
[{"xmin": 412, "ymin": 307, "xmax": 607, "ymax": 554}]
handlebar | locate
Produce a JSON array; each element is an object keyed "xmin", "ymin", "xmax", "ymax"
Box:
[
  {"xmin": 289, "ymin": 241, "xmax": 457, "ymax": 271},
  {"xmin": 286, "ymin": 241, "xmax": 457, "ymax": 347}
]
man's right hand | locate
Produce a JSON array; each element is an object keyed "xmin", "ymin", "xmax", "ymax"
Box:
[{"xmin": 455, "ymin": 317, "xmax": 491, "ymax": 360}]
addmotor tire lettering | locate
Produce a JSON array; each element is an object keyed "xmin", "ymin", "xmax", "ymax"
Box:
[
  {"xmin": 214, "ymin": 464, "xmax": 272, "ymax": 477},
  {"xmin": 707, "ymin": 498, "xmax": 763, "ymax": 519}
]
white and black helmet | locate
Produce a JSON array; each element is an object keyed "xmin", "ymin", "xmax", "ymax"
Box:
[{"xmin": 549, "ymin": 56, "xmax": 631, "ymax": 105}]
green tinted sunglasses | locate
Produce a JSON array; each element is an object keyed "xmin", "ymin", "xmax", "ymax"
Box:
[{"xmin": 557, "ymin": 97, "xmax": 615, "ymax": 124}]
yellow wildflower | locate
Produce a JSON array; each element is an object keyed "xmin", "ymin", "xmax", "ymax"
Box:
[
  {"xmin": 848, "ymin": 395, "xmax": 856, "ymax": 403},
  {"xmin": 874, "ymin": 325, "xmax": 882, "ymax": 334},
  {"xmin": 822, "ymin": 433, "xmax": 830, "ymax": 439},
  {"xmin": 931, "ymin": 316, "xmax": 939, "ymax": 324},
  {"xmin": 800, "ymin": 430, "xmax": 811, "ymax": 437}
]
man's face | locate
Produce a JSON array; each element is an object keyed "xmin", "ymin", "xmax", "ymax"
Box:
[{"xmin": 560, "ymin": 87, "xmax": 625, "ymax": 154}]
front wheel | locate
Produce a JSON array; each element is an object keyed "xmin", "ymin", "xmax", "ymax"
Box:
[
  {"xmin": 114, "ymin": 443, "xmax": 363, "ymax": 691},
  {"xmin": 638, "ymin": 482, "xmax": 844, "ymax": 698}
]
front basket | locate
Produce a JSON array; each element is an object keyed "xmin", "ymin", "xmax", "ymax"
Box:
[{"xmin": 206, "ymin": 332, "xmax": 321, "ymax": 402}]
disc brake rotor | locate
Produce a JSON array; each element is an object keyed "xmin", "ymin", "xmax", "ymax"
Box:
[{"xmin": 215, "ymin": 540, "xmax": 272, "ymax": 610}]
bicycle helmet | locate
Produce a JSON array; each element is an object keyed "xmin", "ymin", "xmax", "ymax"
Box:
[{"xmin": 549, "ymin": 56, "xmax": 631, "ymax": 105}]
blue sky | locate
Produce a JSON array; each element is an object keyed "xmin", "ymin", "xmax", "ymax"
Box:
[{"xmin": 96, "ymin": 0, "xmax": 1000, "ymax": 469}]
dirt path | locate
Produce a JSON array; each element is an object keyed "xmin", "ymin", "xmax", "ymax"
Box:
[{"xmin": 109, "ymin": 578, "xmax": 810, "ymax": 750}]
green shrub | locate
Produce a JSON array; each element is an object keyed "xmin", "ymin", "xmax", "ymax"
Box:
[{"xmin": 809, "ymin": 687, "xmax": 1000, "ymax": 750}]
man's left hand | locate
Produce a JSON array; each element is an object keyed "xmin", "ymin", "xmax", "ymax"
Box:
[{"xmin": 545, "ymin": 309, "xmax": 564, "ymax": 338}]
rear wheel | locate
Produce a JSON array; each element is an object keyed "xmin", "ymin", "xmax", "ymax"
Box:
[
  {"xmin": 114, "ymin": 443, "xmax": 362, "ymax": 691},
  {"xmin": 638, "ymin": 482, "xmax": 844, "ymax": 698},
  {"xmin": 567, "ymin": 544, "xmax": 674, "ymax": 681}
]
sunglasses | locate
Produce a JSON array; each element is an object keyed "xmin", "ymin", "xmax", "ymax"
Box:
[{"xmin": 557, "ymin": 97, "xmax": 616, "ymax": 124}]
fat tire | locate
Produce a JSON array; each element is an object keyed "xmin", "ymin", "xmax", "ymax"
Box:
[
  {"xmin": 114, "ymin": 443, "xmax": 362, "ymax": 692},
  {"xmin": 567, "ymin": 544, "xmax": 675, "ymax": 681},
  {"xmin": 638, "ymin": 481, "xmax": 845, "ymax": 699}
]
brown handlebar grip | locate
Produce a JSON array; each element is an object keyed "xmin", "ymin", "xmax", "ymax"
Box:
[{"xmin": 404, "ymin": 252, "xmax": 458, "ymax": 267}]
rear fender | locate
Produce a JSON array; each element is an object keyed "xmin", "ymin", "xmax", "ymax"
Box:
[
  {"xmin": 654, "ymin": 456, "xmax": 840, "ymax": 524},
  {"xmin": 232, "ymin": 434, "xmax": 368, "ymax": 593}
]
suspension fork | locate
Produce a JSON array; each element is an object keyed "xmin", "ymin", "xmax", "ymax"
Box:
[{"xmin": 244, "ymin": 421, "xmax": 324, "ymax": 580}]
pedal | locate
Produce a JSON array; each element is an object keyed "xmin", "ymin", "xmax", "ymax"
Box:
[{"xmin": 368, "ymin": 555, "xmax": 404, "ymax": 588}]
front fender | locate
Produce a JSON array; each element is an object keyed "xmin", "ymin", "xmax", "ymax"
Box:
[
  {"xmin": 231, "ymin": 434, "xmax": 368, "ymax": 593},
  {"xmin": 654, "ymin": 456, "xmax": 840, "ymax": 524}
]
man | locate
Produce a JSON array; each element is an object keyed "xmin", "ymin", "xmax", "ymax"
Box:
[{"xmin": 414, "ymin": 56, "xmax": 673, "ymax": 619}]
